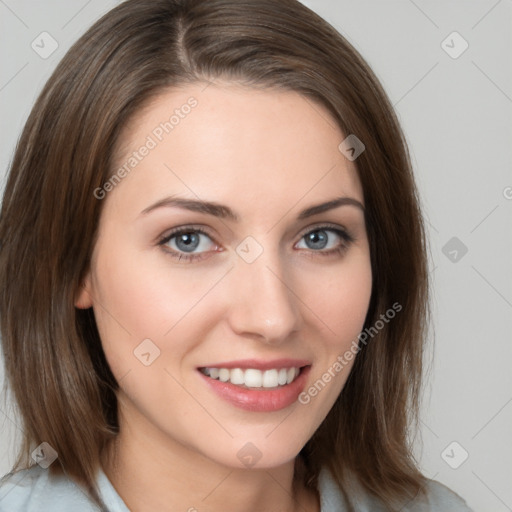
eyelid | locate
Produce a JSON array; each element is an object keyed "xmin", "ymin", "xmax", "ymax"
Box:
[
  {"xmin": 157, "ymin": 222, "xmax": 355, "ymax": 263},
  {"xmin": 157, "ymin": 225, "xmax": 221, "ymax": 263},
  {"xmin": 296, "ymin": 222, "xmax": 355, "ymax": 243},
  {"xmin": 157, "ymin": 224, "xmax": 218, "ymax": 245},
  {"xmin": 158, "ymin": 222, "xmax": 353, "ymax": 245}
]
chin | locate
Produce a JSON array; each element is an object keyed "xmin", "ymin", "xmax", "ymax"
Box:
[{"xmin": 194, "ymin": 429, "xmax": 311, "ymax": 471}]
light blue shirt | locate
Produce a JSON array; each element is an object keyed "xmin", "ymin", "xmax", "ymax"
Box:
[{"xmin": 0, "ymin": 464, "xmax": 473, "ymax": 511}]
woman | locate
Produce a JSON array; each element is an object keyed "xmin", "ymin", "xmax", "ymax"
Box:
[{"xmin": 0, "ymin": 0, "xmax": 473, "ymax": 510}]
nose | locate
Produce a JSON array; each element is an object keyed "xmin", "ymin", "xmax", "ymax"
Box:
[{"xmin": 226, "ymin": 249, "xmax": 301, "ymax": 345}]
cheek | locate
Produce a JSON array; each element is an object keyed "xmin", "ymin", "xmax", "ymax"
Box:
[
  {"xmin": 89, "ymin": 244, "xmax": 228, "ymax": 376},
  {"xmin": 294, "ymin": 254, "xmax": 372, "ymax": 408},
  {"xmin": 299, "ymin": 254, "xmax": 373, "ymax": 345}
]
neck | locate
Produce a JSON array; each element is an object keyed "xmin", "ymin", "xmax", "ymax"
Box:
[{"xmin": 100, "ymin": 409, "xmax": 319, "ymax": 512}]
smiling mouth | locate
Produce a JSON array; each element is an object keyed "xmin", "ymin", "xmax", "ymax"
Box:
[{"xmin": 199, "ymin": 366, "xmax": 307, "ymax": 389}]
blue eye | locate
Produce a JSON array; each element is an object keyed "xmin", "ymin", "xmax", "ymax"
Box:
[
  {"xmin": 158, "ymin": 225, "xmax": 354, "ymax": 263},
  {"xmin": 296, "ymin": 227, "xmax": 353, "ymax": 254},
  {"xmin": 159, "ymin": 227, "xmax": 218, "ymax": 261},
  {"xmin": 170, "ymin": 231, "xmax": 203, "ymax": 252}
]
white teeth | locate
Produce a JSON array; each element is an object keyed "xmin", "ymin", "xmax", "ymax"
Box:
[
  {"xmin": 262, "ymin": 369, "xmax": 278, "ymax": 388},
  {"xmin": 230, "ymin": 368, "xmax": 245, "ymax": 385},
  {"xmin": 218, "ymin": 368, "xmax": 230, "ymax": 382},
  {"xmin": 244, "ymin": 369, "xmax": 262, "ymax": 388},
  {"xmin": 201, "ymin": 367, "xmax": 302, "ymax": 388}
]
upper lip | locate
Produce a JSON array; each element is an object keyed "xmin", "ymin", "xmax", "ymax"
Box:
[{"xmin": 198, "ymin": 358, "xmax": 311, "ymax": 371}]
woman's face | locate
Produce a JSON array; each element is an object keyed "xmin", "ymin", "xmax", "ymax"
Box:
[{"xmin": 77, "ymin": 82, "xmax": 372, "ymax": 470}]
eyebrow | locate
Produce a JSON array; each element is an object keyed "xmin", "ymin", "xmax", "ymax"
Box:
[{"xmin": 140, "ymin": 195, "xmax": 364, "ymax": 221}]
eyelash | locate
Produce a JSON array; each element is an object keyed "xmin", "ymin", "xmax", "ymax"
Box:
[{"xmin": 157, "ymin": 224, "xmax": 355, "ymax": 263}]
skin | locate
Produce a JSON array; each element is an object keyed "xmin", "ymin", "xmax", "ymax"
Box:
[{"xmin": 76, "ymin": 82, "xmax": 372, "ymax": 512}]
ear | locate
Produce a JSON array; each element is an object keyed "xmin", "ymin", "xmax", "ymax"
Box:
[{"xmin": 74, "ymin": 273, "xmax": 93, "ymax": 309}]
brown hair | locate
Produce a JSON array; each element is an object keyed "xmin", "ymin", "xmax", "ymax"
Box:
[{"xmin": 0, "ymin": 0, "xmax": 429, "ymax": 510}]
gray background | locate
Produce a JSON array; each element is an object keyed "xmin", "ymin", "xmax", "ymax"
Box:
[{"xmin": 0, "ymin": 1, "xmax": 511, "ymax": 511}]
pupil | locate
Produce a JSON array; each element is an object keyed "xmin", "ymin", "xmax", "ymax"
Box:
[
  {"xmin": 177, "ymin": 232, "xmax": 199, "ymax": 252},
  {"xmin": 307, "ymin": 230, "xmax": 327, "ymax": 250}
]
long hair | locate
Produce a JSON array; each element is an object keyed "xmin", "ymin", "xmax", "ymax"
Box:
[{"xmin": 0, "ymin": 0, "xmax": 429, "ymax": 509}]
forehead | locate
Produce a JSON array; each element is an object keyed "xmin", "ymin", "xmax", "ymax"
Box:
[{"xmin": 108, "ymin": 82, "xmax": 364, "ymax": 220}]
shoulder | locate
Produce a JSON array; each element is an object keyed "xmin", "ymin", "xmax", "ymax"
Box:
[
  {"xmin": 317, "ymin": 467, "xmax": 474, "ymax": 512},
  {"xmin": 0, "ymin": 465, "xmax": 97, "ymax": 512},
  {"xmin": 419, "ymin": 479, "xmax": 474, "ymax": 511}
]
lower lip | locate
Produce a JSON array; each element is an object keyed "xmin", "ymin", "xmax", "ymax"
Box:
[{"xmin": 198, "ymin": 366, "xmax": 311, "ymax": 412}]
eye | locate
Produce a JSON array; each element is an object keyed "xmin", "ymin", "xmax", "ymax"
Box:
[
  {"xmin": 158, "ymin": 224, "xmax": 354, "ymax": 263},
  {"xmin": 158, "ymin": 227, "xmax": 219, "ymax": 261},
  {"xmin": 295, "ymin": 226, "xmax": 354, "ymax": 255}
]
